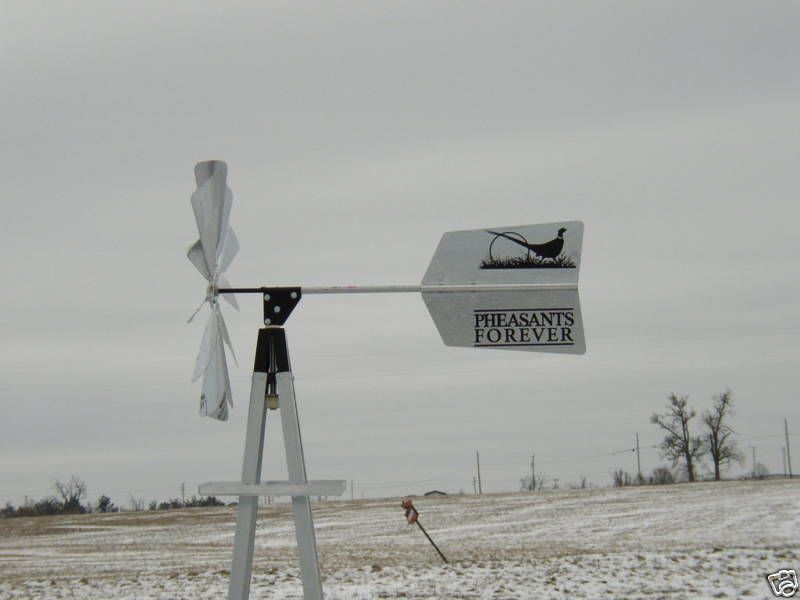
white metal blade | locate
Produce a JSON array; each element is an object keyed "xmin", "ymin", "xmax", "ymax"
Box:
[
  {"xmin": 187, "ymin": 239, "xmax": 211, "ymax": 281},
  {"xmin": 192, "ymin": 309, "xmax": 219, "ymax": 382},
  {"xmin": 218, "ymin": 227, "xmax": 239, "ymax": 275},
  {"xmin": 194, "ymin": 159, "xmax": 228, "ymax": 191},
  {"xmin": 216, "ymin": 274, "xmax": 240, "ymax": 310},
  {"xmin": 191, "ymin": 186, "xmax": 233, "ymax": 277},
  {"xmin": 215, "ymin": 305, "xmax": 238, "ymax": 366},
  {"xmin": 191, "ymin": 161, "xmax": 232, "ymax": 277},
  {"xmin": 199, "ymin": 340, "xmax": 231, "ymax": 421}
]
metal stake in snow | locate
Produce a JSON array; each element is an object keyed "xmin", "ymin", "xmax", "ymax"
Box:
[
  {"xmin": 186, "ymin": 160, "xmax": 586, "ymax": 600},
  {"xmin": 402, "ymin": 499, "xmax": 448, "ymax": 564}
]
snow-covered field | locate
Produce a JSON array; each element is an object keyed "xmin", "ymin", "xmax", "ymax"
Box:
[{"xmin": 1, "ymin": 479, "xmax": 797, "ymax": 599}]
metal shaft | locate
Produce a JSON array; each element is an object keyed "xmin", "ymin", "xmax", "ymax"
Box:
[
  {"xmin": 415, "ymin": 520, "xmax": 448, "ymax": 564},
  {"xmin": 218, "ymin": 283, "xmax": 576, "ymax": 296}
]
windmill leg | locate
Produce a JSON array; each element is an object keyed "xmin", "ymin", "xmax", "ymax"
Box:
[
  {"xmin": 277, "ymin": 369, "xmax": 324, "ymax": 600},
  {"xmin": 228, "ymin": 371, "xmax": 268, "ymax": 600}
]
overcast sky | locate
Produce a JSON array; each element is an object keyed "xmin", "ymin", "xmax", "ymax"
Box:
[{"xmin": 1, "ymin": 2, "xmax": 799, "ymax": 507}]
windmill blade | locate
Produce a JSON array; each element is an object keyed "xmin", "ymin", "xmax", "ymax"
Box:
[
  {"xmin": 218, "ymin": 227, "xmax": 239, "ymax": 275},
  {"xmin": 191, "ymin": 160, "xmax": 233, "ymax": 276},
  {"xmin": 187, "ymin": 239, "xmax": 211, "ymax": 280},
  {"xmin": 216, "ymin": 274, "xmax": 240, "ymax": 310},
  {"xmin": 215, "ymin": 303, "xmax": 238, "ymax": 365},
  {"xmin": 191, "ymin": 186, "xmax": 233, "ymax": 275},
  {"xmin": 192, "ymin": 304, "xmax": 234, "ymax": 421},
  {"xmin": 199, "ymin": 336, "xmax": 232, "ymax": 421},
  {"xmin": 192, "ymin": 306, "xmax": 221, "ymax": 382}
]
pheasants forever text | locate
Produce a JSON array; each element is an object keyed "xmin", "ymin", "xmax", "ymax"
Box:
[{"xmin": 473, "ymin": 308, "xmax": 576, "ymax": 347}]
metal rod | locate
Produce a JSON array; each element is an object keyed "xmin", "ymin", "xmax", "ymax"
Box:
[
  {"xmin": 303, "ymin": 285, "xmax": 421, "ymax": 295},
  {"xmin": 415, "ymin": 520, "xmax": 448, "ymax": 563},
  {"xmin": 217, "ymin": 283, "xmax": 577, "ymax": 296},
  {"xmin": 217, "ymin": 287, "xmax": 268, "ymax": 294}
]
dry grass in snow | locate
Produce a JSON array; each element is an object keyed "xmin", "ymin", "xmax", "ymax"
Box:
[{"xmin": 0, "ymin": 479, "xmax": 798, "ymax": 599}]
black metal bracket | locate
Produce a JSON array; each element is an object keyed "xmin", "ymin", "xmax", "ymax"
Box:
[
  {"xmin": 215, "ymin": 286, "xmax": 303, "ymax": 326},
  {"xmin": 261, "ymin": 287, "xmax": 302, "ymax": 326},
  {"xmin": 253, "ymin": 327, "xmax": 292, "ymax": 399},
  {"xmin": 253, "ymin": 327, "xmax": 291, "ymax": 373}
]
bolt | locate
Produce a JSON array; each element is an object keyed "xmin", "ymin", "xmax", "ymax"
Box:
[
  {"xmin": 274, "ymin": 306, "xmax": 281, "ymax": 313},
  {"xmin": 264, "ymin": 293, "xmax": 271, "ymax": 301},
  {"xmin": 264, "ymin": 318, "xmax": 271, "ymax": 325},
  {"xmin": 290, "ymin": 292, "xmax": 298, "ymax": 299}
]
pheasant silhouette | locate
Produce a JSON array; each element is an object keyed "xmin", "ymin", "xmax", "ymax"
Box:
[{"xmin": 487, "ymin": 227, "xmax": 567, "ymax": 260}]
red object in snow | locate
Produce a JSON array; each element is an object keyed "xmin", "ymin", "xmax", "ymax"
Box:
[
  {"xmin": 399, "ymin": 498, "xmax": 448, "ymax": 563},
  {"xmin": 401, "ymin": 499, "xmax": 419, "ymax": 525}
]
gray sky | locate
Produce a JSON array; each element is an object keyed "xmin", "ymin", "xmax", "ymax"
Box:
[{"xmin": 2, "ymin": 2, "xmax": 799, "ymax": 506}]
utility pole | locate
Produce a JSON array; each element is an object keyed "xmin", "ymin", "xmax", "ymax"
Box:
[
  {"xmin": 181, "ymin": 482, "xmax": 186, "ymax": 504},
  {"xmin": 750, "ymin": 446, "xmax": 756, "ymax": 479},
  {"xmin": 472, "ymin": 476, "xmax": 477, "ymax": 495},
  {"xmin": 635, "ymin": 433, "xmax": 642, "ymax": 482},
  {"xmin": 782, "ymin": 447, "xmax": 787, "ymax": 478},
  {"xmin": 476, "ymin": 450, "xmax": 482, "ymax": 495},
  {"xmin": 350, "ymin": 480, "xmax": 354, "ymax": 501},
  {"xmin": 530, "ymin": 454, "xmax": 535, "ymax": 491},
  {"xmin": 786, "ymin": 418, "xmax": 793, "ymax": 479}
]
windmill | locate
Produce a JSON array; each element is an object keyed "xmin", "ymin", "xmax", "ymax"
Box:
[{"xmin": 186, "ymin": 160, "xmax": 586, "ymax": 600}]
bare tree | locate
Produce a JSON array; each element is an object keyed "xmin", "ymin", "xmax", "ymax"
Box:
[
  {"xmin": 612, "ymin": 469, "xmax": 632, "ymax": 487},
  {"xmin": 129, "ymin": 494, "xmax": 145, "ymax": 512},
  {"xmin": 753, "ymin": 463, "xmax": 770, "ymax": 479},
  {"xmin": 568, "ymin": 477, "xmax": 590, "ymax": 490},
  {"xmin": 702, "ymin": 390, "xmax": 743, "ymax": 481},
  {"xmin": 519, "ymin": 473, "xmax": 545, "ymax": 491},
  {"xmin": 54, "ymin": 476, "xmax": 87, "ymax": 514},
  {"xmin": 650, "ymin": 394, "xmax": 706, "ymax": 482},
  {"xmin": 649, "ymin": 466, "xmax": 675, "ymax": 485},
  {"xmin": 96, "ymin": 495, "xmax": 117, "ymax": 513}
]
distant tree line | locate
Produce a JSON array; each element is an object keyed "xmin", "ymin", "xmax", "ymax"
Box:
[
  {"xmin": 613, "ymin": 389, "xmax": 765, "ymax": 486},
  {"xmin": 649, "ymin": 389, "xmax": 745, "ymax": 483},
  {"xmin": 519, "ymin": 388, "xmax": 770, "ymax": 491},
  {"xmin": 612, "ymin": 466, "xmax": 676, "ymax": 487},
  {"xmin": 1, "ymin": 475, "xmax": 225, "ymax": 519}
]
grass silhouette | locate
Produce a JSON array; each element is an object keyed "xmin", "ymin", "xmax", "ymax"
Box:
[{"xmin": 480, "ymin": 253, "xmax": 576, "ymax": 269}]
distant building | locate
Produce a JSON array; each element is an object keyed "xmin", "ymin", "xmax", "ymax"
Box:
[{"xmin": 424, "ymin": 490, "xmax": 447, "ymax": 497}]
